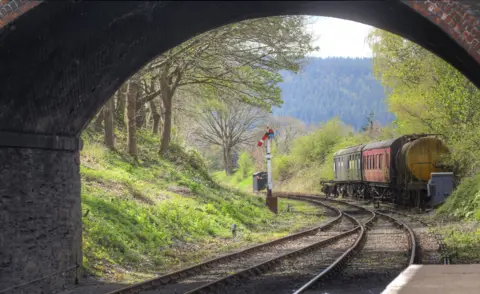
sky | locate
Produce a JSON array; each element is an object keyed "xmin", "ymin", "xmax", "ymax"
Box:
[{"xmin": 308, "ymin": 16, "xmax": 373, "ymax": 58}]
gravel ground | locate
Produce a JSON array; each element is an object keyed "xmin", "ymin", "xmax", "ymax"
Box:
[
  {"xmin": 217, "ymin": 210, "xmax": 409, "ymax": 294},
  {"xmin": 312, "ymin": 216, "xmax": 410, "ymax": 294},
  {"xmin": 321, "ymin": 200, "xmax": 374, "ymax": 225},
  {"xmin": 347, "ymin": 199, "xmax": 443, "ymax": 265},
  {"xmin": 140, "ymin": 215, "xmax": 347, "ymax": 294},
  {"xmin": 222, "ymin": 233, "xmax": 359, "ymax": 294},
  {"xmin": 380, "ymin": 212, "xmax": 442, "ymax": 264}
]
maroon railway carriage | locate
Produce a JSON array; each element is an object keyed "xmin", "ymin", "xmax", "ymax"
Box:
[{"xmin": 362, "ymin": 137, "xmax": 404, "ymax": 205}]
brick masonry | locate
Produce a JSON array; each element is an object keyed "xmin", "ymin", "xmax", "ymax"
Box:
[
  {"xmin": 0, "ymin": 148, "xmax": 82, "ymax": 293},
  {"xmin": 405, "ymin": 0, "xmax": 480, "ymax": 64},
  {"xmin": 0, "ymin": 1, "xmax": 480, "ymax": 63},
  {"xmin": 0, "ymin": 0, "xmax": 40, "ymax": 29}
]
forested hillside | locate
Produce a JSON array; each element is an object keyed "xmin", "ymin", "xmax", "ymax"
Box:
[{"xmin": 274, "ymin": 57, "xmax": 395, "ymax": 129}]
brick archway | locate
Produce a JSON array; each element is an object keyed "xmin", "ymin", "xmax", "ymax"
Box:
[
  {"xmin": 1, "ymin": 1, "xmax": 480, "ymax": 293},
  {"xmin": 0, "ymin": 1, "xmax": 479, "ymax": 136}
]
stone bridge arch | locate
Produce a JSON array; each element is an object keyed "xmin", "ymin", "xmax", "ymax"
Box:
[{"xmin": 1, "ymin": 1, "xmax": 480, "ymax": 292}]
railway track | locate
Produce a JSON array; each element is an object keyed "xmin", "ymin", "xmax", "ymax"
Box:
[
  {"xmin": 377, "ymin": 208, "xmax": 450, "ymax": 264},
  {"xmin": 276, "ymin": 194, "xmax": 416, "ymax": 294},
  {"xmin": 109, "ymin": 194, "xmax": 416, "ymax": 294}
]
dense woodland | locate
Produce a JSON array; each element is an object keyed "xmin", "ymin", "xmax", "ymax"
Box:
[{"xmin": 274, "ymin": 57, "xmax": 394, "ymax": 130}]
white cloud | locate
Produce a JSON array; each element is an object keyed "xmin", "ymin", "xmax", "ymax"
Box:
[{"xmin": 307, "ymin": 17, "xmax": 374, "ymax": 58}]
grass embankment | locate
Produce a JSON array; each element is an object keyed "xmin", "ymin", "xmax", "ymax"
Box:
[
  {"xmin": 80, "ymin": 127, "xmax": 324, "ymax": 282},
  {"xmin": 212, "ymin": 171, "xmax": 253, "ymax": 193},
  {"xmin": 435, "ymin": 174, "xmax": 480, "ymax": 263}
]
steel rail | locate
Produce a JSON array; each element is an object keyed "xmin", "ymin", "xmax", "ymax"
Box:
[
  {"xmin": 283, "ymin": 193, "xmax": 417, "ymax": 265},
  {"xmin": 108, "ymin": 199, "xmax": 343, "ymax": 294},
  {"xmin": 379, "ymin": 208, "xmax": 449, "ymax": 264},
  {"xmin": 289, "ymin": 196, "xmax": 376, "ymax": 294},
  {"xmin": 184, "ymin": 204, "xmax": 362, "ymax": 294},
  {"xmin": 279, "ymin": 193, "xmax": 417, "ymax": 293}
]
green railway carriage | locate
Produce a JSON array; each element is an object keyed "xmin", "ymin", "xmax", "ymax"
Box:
[
  {"xmin": 332, "ymin": 144, "xmax": 365, "ymax": 198},
  {"xmin": 334, "ymin": 144, "xmax": 364, "ymax": 182}
]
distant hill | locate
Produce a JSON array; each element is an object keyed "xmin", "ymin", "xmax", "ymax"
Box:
[{"xmin": 273, "ymin": 57, "xmax": 395, "ymax": 130}]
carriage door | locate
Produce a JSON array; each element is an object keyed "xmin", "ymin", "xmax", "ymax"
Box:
[{"xmin": 383, "ymin": 150, "xmax": 389, "ymax": 182}]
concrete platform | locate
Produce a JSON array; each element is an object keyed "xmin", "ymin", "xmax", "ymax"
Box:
[{"xmin": 382, "ymin": 264, "xmax": 480, "ymax": 294}]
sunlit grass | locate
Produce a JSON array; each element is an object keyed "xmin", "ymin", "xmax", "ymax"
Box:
[{"xmin": 80, "ymin": 126, "xmax": 324, "ymax": 282}]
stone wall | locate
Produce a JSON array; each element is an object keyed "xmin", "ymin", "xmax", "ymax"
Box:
[{"xmin": 0, "ymin": 147, "xmax": 82, "ymax": 293}]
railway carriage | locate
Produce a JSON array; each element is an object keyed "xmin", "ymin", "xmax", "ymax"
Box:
[
  {"xmin": 332, "ymin": 144, "xmax": 364, "ymax": 198},
  {"xmin": 322, "ymin": 134, "xmax": 452, "ymax": 209}
]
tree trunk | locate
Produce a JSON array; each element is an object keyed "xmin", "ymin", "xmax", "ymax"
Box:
[
  {"xmin": 127, "ymin": 81, "xmax": 138, "ymax": 158},
  {"xmin": 116, "ymin": 83, "xmax": 128, "ymax": 126},
  {"xmin": 94, "ymin": 110, "xmax": 104, "ymax": 129},
  {"xmin": 104, "ymin": 96, "xmax": 115, "ymax": 149},
  {"xmin": 223, "ymin": 147, "xmax": 233, "ymax": 175},
  {"xmin": 150, "ymin": 100, "xmax": 162, "ymax": 135},
  {"xmin": 136, "ymin": 100, "xmax": 146, "ymax": 129},
  {"xmin": 160, "ymin": 93, "xmax": 172, "ymax": 155}
]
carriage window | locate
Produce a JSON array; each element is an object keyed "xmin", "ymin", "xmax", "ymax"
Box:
[{"xmin": 379, "ymin": 154, "xmax": 383, "ymax": 168}]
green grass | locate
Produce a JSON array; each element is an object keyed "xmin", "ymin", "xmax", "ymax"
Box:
[
  {"xmin": 212, "ymin": 171, "xmax": 253, "ymax": 193},
  {"xmin": 436, "ymin": 173, "xmax": 480, "ymax": 220},
  {"xmin": 80, "ymin": 127, "xmax": 323, "ymax": 282},
  {"xmin": 434, "ymin": 173, "xmax": 480, "ymax": 263}
]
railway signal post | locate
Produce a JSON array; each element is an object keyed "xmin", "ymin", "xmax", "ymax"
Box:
[{"xmin": 258, "ymin": 127, "xmax": 277, "ymax": 214}]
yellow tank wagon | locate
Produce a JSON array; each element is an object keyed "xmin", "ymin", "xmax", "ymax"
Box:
[{"xmin": 398, "ymin": 136, "xmax": 450, "ymax": 182}]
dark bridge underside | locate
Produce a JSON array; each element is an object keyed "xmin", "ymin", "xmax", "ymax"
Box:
[{"xmin": 0, "ymin": 0, "xmax": 478, "ymax": 137}]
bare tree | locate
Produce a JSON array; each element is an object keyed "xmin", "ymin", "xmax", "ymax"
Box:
[{"xmin": 195, "ymin": 100, "xmax": 266, "ymax": 175}]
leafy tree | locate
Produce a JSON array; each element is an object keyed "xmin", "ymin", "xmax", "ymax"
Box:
[
  {"xmin": 135, "ymin": 16, "xmax": 317, "ymax": 155},
  {"xmin": 366, "ymin": 28, "xmax": 480, "ymax": 176},
  {"xmin": 235, "ymin": 152, "xmax": 255, "ymax": 181}
]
